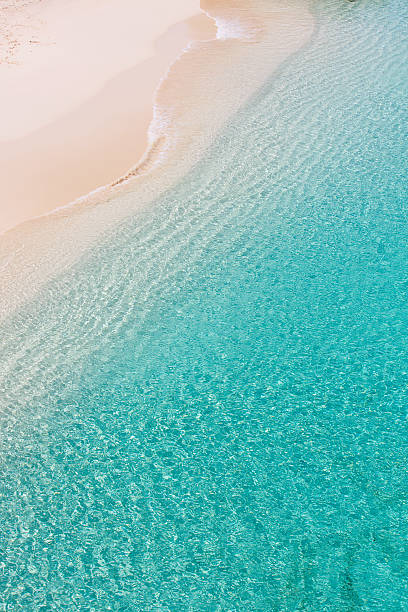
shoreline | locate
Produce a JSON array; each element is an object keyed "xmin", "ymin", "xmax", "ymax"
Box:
[{"xmin": 0, "ymin": 0, "xmax": 314, "ymax": 321}]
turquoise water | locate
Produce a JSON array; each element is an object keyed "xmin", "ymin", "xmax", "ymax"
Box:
[{"xmin": 1, "ymin": 0, "xmax": 408, "ymax": 608}]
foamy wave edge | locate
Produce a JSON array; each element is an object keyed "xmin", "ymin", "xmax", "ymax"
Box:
[{"xmin": 0, "ymin": 0, "xmax": 314, "ymax": 322}]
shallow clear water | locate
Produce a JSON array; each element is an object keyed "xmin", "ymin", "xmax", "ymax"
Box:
[{"xmin": 1, "ymin": 0, "xmax": 408, "ymax": 609}]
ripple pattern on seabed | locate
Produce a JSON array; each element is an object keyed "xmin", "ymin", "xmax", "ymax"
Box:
[{"xmin": 0, "ymin": 0, "xmax": 407, "ymax": 609}]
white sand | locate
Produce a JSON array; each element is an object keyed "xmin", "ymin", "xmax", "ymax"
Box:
[
  {"xmin": 0, "ymin": 0, "xmax": 208, "ymax": 140},
  {"xmin": 0, "ymin": 0, "xmax": 215, "ymax": 233}
]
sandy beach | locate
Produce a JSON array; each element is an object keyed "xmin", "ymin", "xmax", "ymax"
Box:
[
  {"xmin": 0, "ymin": 0, "xmax": 314, "ymax": 320},
  {"xmin": 1, "ymin": 0, "xmax": 406, "ymax": 605},
  {"xmin": 0, "ymin": 0, "xmax": 215, "ymax": 234}
]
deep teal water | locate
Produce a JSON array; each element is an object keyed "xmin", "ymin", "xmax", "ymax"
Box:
[{"xmin": 1, "ymin": 0, "xmax": 408, "ymax": 609}]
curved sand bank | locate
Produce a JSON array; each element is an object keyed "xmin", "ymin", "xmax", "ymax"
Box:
[{"xmin": 0, "ymin": 0, "xmax": 314, "ymax": 321}]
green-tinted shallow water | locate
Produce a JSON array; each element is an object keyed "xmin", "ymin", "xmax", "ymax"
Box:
[{"xmin": 1, "ymin": 0, "xmax": 408, "ymax": 609}]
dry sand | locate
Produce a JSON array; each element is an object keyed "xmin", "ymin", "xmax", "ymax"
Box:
[{"xmin": 0, "ymin": 0, "xmax": 216, "ymax": 234}]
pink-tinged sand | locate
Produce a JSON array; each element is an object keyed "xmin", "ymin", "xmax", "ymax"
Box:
[{"xmin": 0, "ymin": 0, "xmax": 215, "ymax": 234}]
